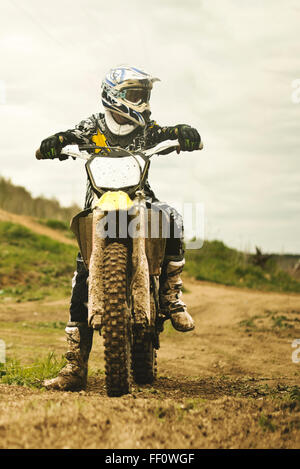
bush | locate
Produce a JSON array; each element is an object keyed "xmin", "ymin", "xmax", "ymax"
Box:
[{"xmin": 185, "ymin": 240, "xmax": 300, "ymax": 293}]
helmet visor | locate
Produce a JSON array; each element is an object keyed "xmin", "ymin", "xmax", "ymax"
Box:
[{"xmin": 121, "ymin": 87, "xmax": 151, "ymax": 105}]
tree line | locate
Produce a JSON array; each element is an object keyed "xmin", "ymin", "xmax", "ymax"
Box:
[{"xmin": 0, "ymin": 176, "xmax": 80, "ymax": 221}]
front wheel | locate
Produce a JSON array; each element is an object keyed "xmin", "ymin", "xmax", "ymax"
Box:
[{"xmin": 102, "ymin": 242, "xmax": 132, "ymax": 397}]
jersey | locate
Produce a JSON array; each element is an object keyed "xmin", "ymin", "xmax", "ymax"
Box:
[{"xmin": 57, "ymin": 113, "xmax": 179, "ymax": 209}]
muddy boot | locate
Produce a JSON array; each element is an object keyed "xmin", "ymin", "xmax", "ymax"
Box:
[
  {"xmin": 160, "ymin": 259, "xmax": 195, "ymax": 332},
  {"xmin": 43, "ymin": 322, "xmax": 93, "ymax": 391}
]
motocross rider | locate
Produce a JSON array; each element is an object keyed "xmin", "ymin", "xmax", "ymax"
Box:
[{"xmin": 39, "ymin": 65, "xmax": 201, "ymax": 391}]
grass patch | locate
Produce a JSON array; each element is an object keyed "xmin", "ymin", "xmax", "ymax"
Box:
[
  {"xmin": 38, "ymin": 218, "xmax": 75, "ymax": 239},
  {"xmin": 238, "ymin": 310, "xmax": 300, "ymax": 335},
  {"xmin": 21, "ymin": 321, "xmax": 66, "ymax": 330},
  {"xmin": 2, "ymin": 220, "xmax": 300, "ymax": 302},
  {"xmin": 289, "ymin": 386, "xmax": 300, "ymax": 404},
  {"xmin": 0, "ymin": 353, "xmax": 66, "ymax": 387},
  {"xmin": 258, "ymin": 414, "xmax": 277, "ymax": 432},
  {"xmin": 0, "ymin": 221, "xmax": 78, "ymax": 301},
  {"xmin": 270, "ymin": 315, "xmax": 293, "ymax": 330},
  {"xmin": 38, "ymin": 219, "xmax": 69, "ymax": 231},
  {"xmin": 239, "ymin": 317, "xmax": 259, "ymax": 330},
  {"xmin": 185, "ymin": 240, "xmax": 300, "ymax": 293}
]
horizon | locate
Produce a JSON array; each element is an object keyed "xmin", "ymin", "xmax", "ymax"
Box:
[
  {"xmin": 0, "ymin": 0, "xmax": 299, "ymax": 254},
  {"xmin": 1, "ymin": 174, "xmax": 300, "ymax": 257}
]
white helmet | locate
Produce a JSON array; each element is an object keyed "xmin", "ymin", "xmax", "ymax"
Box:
[{"xmin": 101, "ymin": 65, "xmax": 160, "ymax": 127}]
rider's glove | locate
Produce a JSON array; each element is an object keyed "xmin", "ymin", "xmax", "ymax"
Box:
[
  {"xmin": 172, "ymin": 125, "xmax": 201, "ymax": 152},
  {"xmin": 40, "ymin": 134, "xmax": 68, "ymax": 161}
]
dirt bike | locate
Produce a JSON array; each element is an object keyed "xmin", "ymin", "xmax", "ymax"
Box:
[{"xmin": 36, "ymin": 139, "xmax": 202, "ymax": 397}]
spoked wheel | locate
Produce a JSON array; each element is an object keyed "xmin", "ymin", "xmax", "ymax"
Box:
[
  {"xmin": 102, "ymin": 242, "xmax": 132, "ymax": 397},
  {"xmin": 132, "ymin": 332, "xmax": 157, "ymax": 385}
]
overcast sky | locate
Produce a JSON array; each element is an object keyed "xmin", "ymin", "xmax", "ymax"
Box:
[{"xmin": 0, "ymin": 0, "xmax": 299, "ymax": 253}]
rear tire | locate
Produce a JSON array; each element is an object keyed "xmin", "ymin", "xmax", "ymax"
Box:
[
  {"xmin": 102, "ymin": 242, "xmax": 132, "ymax": 397},
  {"xmin": 132, "ymin": 333, "xmax": 157, "ymax": 384}
]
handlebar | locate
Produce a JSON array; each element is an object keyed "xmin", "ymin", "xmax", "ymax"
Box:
[
  {"xmin": 35, "ymin": 139, "xmax": 203, "ymax": 161},
  {"xmin": 35, "ymin": 146, "xmax": 91, "ymax": 161}
]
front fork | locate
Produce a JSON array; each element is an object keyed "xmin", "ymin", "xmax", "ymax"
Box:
[{"xmin": 88, "ymin": 190, "xmax": 153, "ymax": 331}]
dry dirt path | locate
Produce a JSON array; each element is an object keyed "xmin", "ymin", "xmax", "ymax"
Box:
[
  {"xmin": 0, "ymin": 278, "xmax": 299, "ymax": 449},
  {"xmin": 0, "ymin": 210, "xmax": 299, "ymax": 448}
]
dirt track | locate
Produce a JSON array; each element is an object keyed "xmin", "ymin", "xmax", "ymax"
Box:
[
  {"xmin": 0, "ymin": 209, "xmax": 299, "ymax": 448},
  {"xmin": 0, "ymin": 277, "xmax": 300, "ymax": 449}
]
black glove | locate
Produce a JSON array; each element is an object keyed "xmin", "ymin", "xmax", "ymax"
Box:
[
  {"xmin": 174, "ymin": 125, "xmax": 201, "ymax": 152},
  {"xmin": 40, "ymin": 134, "xmax": 68, "ymax": 160}
]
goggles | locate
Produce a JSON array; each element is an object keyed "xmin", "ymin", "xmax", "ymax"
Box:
[{"xmin": 118, "ymin": 87, "xmax": 151, "ymax": 105}]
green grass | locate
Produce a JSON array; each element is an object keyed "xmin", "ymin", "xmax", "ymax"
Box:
[
  {"xmin": 38, "ymin": 218, "xmax": 75, "ymax": 239},
  {"xmin": 270, "ymin": 315, "xmax": 293, "ymax": 330},
  {"xmin": 289, "ymin": 386, "xmax": 300, "ymax": 404},
  {"xmin": 0, "ymin": 321, "xmax": 66, "ymax": 333},
  {"xmin": 185, "ymin": 240, "xmax": 300, "ymax": 293},
  {"xmin": 1, "ymin": 220, "xmax": 300, "ymax": 302},
  {"xmin": 0, "ymin": 221, "xmax": 78, "ymax": 301},
  {"xmin": 238, "ymin": 309, "xmax": 300, "ymax": 336},
  {"xmin": 38, "ymin": 218, "xmax": 69, "ymax": 231},
  {"xmin": 21, "ymin": 321, "xmax": 66, "ymax": 330},
  {"xmin": 0, "ymin": 353, "xmax": 66, "ymax": 387},
  {"xmin": 258, "ymin": 414, "xmax": 277, "ymax": 432}
]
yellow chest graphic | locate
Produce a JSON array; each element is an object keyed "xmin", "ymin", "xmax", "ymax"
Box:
[{"xmin": 92, "ymin": 128, "xmax": 108, "ymax": 153}]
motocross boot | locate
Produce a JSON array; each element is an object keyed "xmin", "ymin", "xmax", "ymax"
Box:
[
  {"xmin": 43, "ymin": 322, "xmax": 93, "ymax": 391},
  {"xmin": 160, "ymin": 259, "xmax": 195, "ymax": 332}
]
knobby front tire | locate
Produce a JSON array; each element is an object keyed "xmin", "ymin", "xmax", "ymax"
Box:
[{"xmin": 102, "ymin": 242, "xmax": 132, "ymax": 397}]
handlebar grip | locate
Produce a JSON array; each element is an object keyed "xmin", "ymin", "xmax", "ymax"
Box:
[
  {"xmin": 176, "ymin": 140, "xmax": 203, "ymax": 154},
  {"xmin": 35, "ymin": 148, "xmax": 43, "ymax": 160}
]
